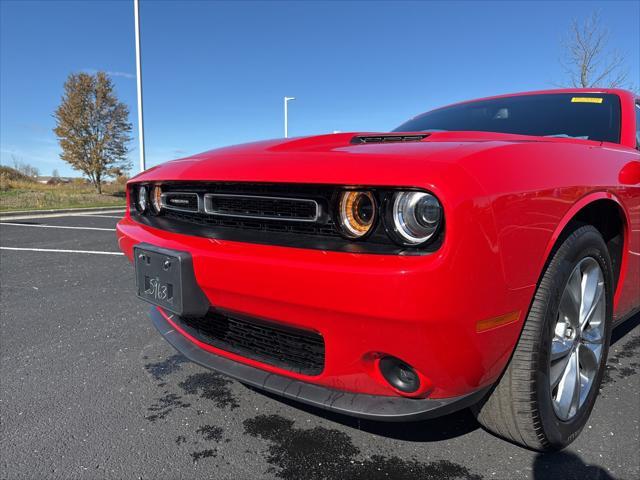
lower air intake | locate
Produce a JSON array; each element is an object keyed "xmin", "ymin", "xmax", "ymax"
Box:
[{"xmin": 176, "ymin": 310, "xmax": 325, "ymax": 376}]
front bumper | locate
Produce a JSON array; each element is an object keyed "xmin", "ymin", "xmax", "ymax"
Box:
[
  {"xmin": 152, "ymin": 306, "xmax": 490, "ymax": 421},
  {"xmin": 118, "ymin": 215, "xmax": 531, "ymax": 400}
]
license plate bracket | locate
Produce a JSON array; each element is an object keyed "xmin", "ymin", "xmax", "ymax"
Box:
[{"xmin": 134, "ymin": 243, "xmax": 209, "ymax": 317}]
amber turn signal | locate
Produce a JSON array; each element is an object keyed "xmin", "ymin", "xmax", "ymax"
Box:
[{"xmin": 151, "ymin": 185, "xmax": 163, "ymax": 214}]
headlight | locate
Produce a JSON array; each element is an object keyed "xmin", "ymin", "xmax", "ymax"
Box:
[
  {"xmin": 337, "ymin": 191, "xmax": 376, "ymax": 239},
  {"xmin": 388, "ymin": 191, "xmax": 442, "ymax": 245},
  {"xmin": 136, "ymin": 185, "xmax": 148, "ymax": 213},
  {"xmin": 151, "ymin": 185, "xmax": 163, "ymax": 214}
]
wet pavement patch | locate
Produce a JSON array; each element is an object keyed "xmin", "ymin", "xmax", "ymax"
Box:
[
  {"xmin": 188, "ymin": 424, "xmax": 226, "ymax": 463},
  {"xmin": 243, "ymin": 414, "xmax": 483, "ymax": 480},
  {"xmin": 144, "ymin": 354, "xmax": 190, "ymax": 381},
  {"xmin": 602, "ymin": 332, "xmax": 640, "ymax": 386},
  {"xmin": 178, "ymin": 372, "xmax": 240, "ymax": 410},
  {"xmin": 145, "ymin": 392, "xmax": 191, "ymax": 422},
  {"xmin": 197, "ymin": 424, "xmax": 224, "ymax": 442},
  {"xmin": 191, "ymin": 449, "xmax": 217, "ymax": 462},
  {"xmin": 616, "ymin": 335, "xmax": 640, "ymax": 359}
]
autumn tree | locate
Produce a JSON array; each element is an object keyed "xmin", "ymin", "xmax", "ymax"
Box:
[
  {"xmin": 53, "ymin": 72, "xmax": 132, "ymax": 193},
  {"xmin": 559, "ymin": 11, "xmax": 631, "ymax": 89}
]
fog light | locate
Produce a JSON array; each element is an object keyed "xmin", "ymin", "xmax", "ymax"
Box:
[{"xmin": 379, "ymin": 356, "xmax": 420, "ymax": 393}]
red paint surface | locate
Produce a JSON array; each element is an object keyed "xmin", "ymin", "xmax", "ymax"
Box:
[{"xmin": 118, "ymin": 88, "xmax": 640, "ymax": 400}]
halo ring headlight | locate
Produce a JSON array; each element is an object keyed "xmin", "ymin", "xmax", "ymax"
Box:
[
  {"xmin": 136, "ymin": 185, "xmax": 148, "ymax": 213},
  {"xmin": 337, "ymin": 191, "xmax": 377, "ymax": 239},
  {"xmin": 389, "ymin": 191, "xmax": 442, "ymax": 246}
]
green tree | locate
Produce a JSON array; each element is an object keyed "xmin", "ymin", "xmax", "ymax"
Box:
[{"xmin": 53, "ymin": 72, "xmax": 132, "ymax": 193}]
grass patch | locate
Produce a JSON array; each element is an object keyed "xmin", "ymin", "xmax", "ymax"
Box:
[{"xmin": 0, "ymin": 177, "xmax": 126, "ymax": 212}]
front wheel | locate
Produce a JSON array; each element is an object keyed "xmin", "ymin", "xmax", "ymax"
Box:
[{"xmin": 474, "ymin": 225, "xmax": 613, "ymax": 450}]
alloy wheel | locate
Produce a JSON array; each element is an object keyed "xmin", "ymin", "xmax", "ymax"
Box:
[{"xmin": 549, "ymin": 257, "xmax": 606, "ymax": 421}]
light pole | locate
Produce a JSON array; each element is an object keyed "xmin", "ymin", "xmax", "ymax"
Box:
[
  {"xmin": 284, "ymin": 96, "xmax": 295, "ymax": 138},
  {"xmin": 134, "ymin": 0, "xmax": 146, "ymax": 172}
]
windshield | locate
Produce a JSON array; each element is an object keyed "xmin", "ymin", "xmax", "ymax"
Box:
[{"xmin": 394, "ymin": 93, "xmax": 621, "ymax": 143}]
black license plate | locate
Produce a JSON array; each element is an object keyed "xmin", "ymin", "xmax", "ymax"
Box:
[
  {"xmin": 135, "ymin": 245, "xmax": 185, "ymax": 315},
  {"xmin": 134, "ymin": 244, "xmax": 210, "ymax": 317}
]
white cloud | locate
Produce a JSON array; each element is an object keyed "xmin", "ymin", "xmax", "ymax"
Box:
[
  {"xmin": 107, "ymin": 70, "xmax": 136, "ymax": 79},
  {"xmin": 81, "ymin": 68, "xmax": 135, "ymax": 80}
]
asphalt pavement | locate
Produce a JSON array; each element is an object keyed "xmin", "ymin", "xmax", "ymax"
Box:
[{"xmin": 1, "ymin": 212, "xmax": 638, "ymax": 480}]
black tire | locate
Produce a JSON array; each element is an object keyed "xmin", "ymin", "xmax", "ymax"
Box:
[{"xmin": 473, "ymin": 225, "xmax": 613, "ymax": 451}]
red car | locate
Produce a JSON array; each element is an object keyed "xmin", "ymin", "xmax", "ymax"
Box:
[{"xmin": 117, "ymin": 89, "xmax": 640, "ymax": 450}]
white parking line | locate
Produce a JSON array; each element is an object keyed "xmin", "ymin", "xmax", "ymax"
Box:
[
  {"xmin": 0, "ymin": 247, "xmax": 123, "ymax": 256},
  {"xmin": 74, "ymin": 214, "xmax": 123, "ymax": 219},
  {"xmin": 0, "ymin": 223, "xmax": 115, "ymax": 232}
]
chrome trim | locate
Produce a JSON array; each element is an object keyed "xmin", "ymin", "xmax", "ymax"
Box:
[
  {"xmin": 160, "ymin": 192, "xmax": 201, "ymax": 213},
  {"xmin": 203, "ymin": 193, "xmax": 320, "ymax": 222}
]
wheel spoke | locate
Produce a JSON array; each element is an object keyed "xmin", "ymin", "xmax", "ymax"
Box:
[
  {"xmin": 580, "ymin": 264, "xmax": 604, "ymax": 330},
  {"xmin": 582, "ymin": 323, "xmax": 604, "ymax": 344},
  {"xmin": 579, "ymin": 341, "xmax": 602, "ymax": 372},
  {"xmin": 551, "ymin": 338, "xmax": 573, "ymax": 361},
  {"xmin": 550, "ymin": 350, "xmax": 572, "ymax": 389},
  {"xmin": 569, "ymin": 350, "xmax": 582, "ymax": 415},
  {"xmin": 566, "ymin": 265, "xmax": 582, "ymax": 304},
  {"xmin": 559, "ymin": 270, "xmax": 581, "ymax": 328},
  {"xmin": 555, "ymin": 349, "xmax": 579, "ymax": 419}
]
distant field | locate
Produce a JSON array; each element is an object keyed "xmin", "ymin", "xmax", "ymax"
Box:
[{"xmin": 0, "ymin": 168, "xmax": 126, "ymax": 212}]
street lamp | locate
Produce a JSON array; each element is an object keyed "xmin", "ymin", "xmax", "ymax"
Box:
[
  {"xmin": 134, "ymin": 0, "xmax": 146, "ymax": 172},
  {"xmin": 284, "ymin": 96, "xmax": 295, "ymax": 138}
]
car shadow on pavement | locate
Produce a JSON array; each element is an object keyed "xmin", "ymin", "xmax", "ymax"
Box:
[
  {"xmin": 244, "ymin": 385, "xmax": 480, "ymax": 442},
  {"xmin": 246, "ymin": 313, "xmax": 639, "ymax": 446},
  {"xmin": 533, "ymin": 451, "xmax": 616, "ymax": 480}
]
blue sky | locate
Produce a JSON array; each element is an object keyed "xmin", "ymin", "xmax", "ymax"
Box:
[{"xmin": 1, "ymin": 0, "xmax": 638, "ymax": 177}]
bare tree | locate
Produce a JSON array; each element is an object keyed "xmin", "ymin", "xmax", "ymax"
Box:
[
  {"xmin": 11, "ymin": 155, "xmax": 39, "ymax": 178},
  {"xmin": 560, "ymin": 11, "xmax": 631, "ymax": 89}
]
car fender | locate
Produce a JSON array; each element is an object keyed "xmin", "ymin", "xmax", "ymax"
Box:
[{"xmin": 534, "ymin": 190, "xmax": 631, "ymax": 308}]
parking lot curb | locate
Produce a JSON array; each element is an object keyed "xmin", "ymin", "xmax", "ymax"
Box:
[{"xmin": 0, "ymin": 206, "xmax": 125, "ymax": 220}]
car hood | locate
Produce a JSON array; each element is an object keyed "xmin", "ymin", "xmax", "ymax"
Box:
[{"xmin": 132, "ymin": 131, "xmax": 596, "ymax": 188}]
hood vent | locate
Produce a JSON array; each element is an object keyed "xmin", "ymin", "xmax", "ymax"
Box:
[{"xmin": 350, "ymin": 134, "xmax": 429, "ymax": 144}]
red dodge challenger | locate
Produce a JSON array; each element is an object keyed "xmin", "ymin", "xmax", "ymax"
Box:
[{"xmin": 117, "ymin": 89, "xmax": 640, "ymax": 450}]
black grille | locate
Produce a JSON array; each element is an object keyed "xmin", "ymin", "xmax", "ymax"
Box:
[
  {"xmin": 205, "ymin": 194, "xmax": 317, "ymax": 221},
  {"xmin": 158, "ymin": 183, "xmax": 338, "ymax": 237},
  {"xmin": 177, "ymin": 310, "xmax": 325, "ymax": 375},
  {"xmin": 164, "ymin": 209, "xmax": 339, "ymax": 237}
]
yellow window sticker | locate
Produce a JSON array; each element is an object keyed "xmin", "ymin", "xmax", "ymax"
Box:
[{"xmin": 571, "ymin": 97, "xmax": 603, "ymax": 104}]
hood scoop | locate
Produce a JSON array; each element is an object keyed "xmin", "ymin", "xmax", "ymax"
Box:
[{"xmin": 350, "ymin": 134, "xmax": 429, "ymax": 144}]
